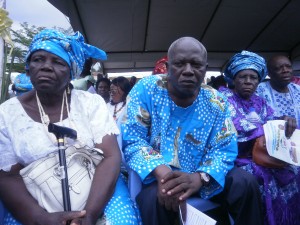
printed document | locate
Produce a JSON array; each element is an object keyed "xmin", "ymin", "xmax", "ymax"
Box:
[
  {"xmin": 179, "ymin": 202, "xmax": 216, "ymax": 225},
  {"xmin": 263, "ymin": 120, "xmax": 300, "ymax": 166}
]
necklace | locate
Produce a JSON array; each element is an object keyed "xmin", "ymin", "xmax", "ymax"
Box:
[
  {"xmin": 36, "ymin": 91, "xmax": 69, "ymax": 143},
  {"xmin": 113, "ymin": 101, "xmax": 126, "ymax": 120}
]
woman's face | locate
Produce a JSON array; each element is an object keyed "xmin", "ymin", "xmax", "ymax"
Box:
[
  {"xmin": 29, "ymin": 50, "xmax": 70, "ymax": 93},
  {"xmin": 97, "ymin": 81, "xmax": 110, "ymax": 98},
  {"xmin": 233, "ymin": 69, "xmax": 259, "ymax": 100},
  {"xmin": 110, "ymin": 84, "xmax": 124, "ymax": 104}
]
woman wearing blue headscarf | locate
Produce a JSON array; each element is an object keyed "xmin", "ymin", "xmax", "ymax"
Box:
[
  {"xmin": 0, "ymin": 29, "xmax": 141, "ymax": 225},
  {"xmin": 220, "ymin": 51, "xmax": 300, "ymax": 225}
]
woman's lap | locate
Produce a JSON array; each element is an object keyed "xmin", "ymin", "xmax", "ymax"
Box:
[
  {"xmin": 3, "ymin": 174, "xmax": 141, "ymax": 225},
  {"xmin": 236, "ymin": 158, "xmax": 300, "ymax": 225}
]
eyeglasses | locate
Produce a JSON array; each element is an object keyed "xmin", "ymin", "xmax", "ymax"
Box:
[{"xmin": 109, "ymin": 88, "xmax": 120, "ymax": 94}]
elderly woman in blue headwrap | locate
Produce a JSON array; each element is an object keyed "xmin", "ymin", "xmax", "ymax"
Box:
[
  {"xmin": 220, "ymin": 51, "xmax": 300, "ymax": 225},
  {"xmin": 0, "ymin": 29, "xmax": 141, "ymax": 225}
]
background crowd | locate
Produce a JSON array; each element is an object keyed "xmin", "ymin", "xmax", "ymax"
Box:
[{"xmin": 0, "ymin": 29, "xmax": 300, "ymax": 225}]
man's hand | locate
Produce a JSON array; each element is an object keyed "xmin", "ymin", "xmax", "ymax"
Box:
[
  {"xmin": 153, "ymin": 166, "xmax": 203, "ymax": 212},
  {"xmin": 161, "ymin": 171, "xmax": 202, "ymax": 201}
]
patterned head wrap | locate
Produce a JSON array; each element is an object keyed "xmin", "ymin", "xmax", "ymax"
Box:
[
  {"xmin": 152, "ymin": 56, "xmax": 168, "ymax": 75},
  {"xmin": 26, "ymin": 29, "xmax": 107, "ymax": 80},
  {"xmin": 224, "ymin": 50, "xmax": 267, "ymax": 86}
]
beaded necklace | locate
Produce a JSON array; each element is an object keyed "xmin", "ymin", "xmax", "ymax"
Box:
[
  {"xmin": 113, "ymin": 101, "xmax": 126, "ymax": 120},
  {"xmin": 36, "ymin": 90, "xmax": 69, "ymax": 143}
]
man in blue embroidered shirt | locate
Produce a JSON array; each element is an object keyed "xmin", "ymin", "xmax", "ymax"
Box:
[{"xmin": 122, "ymin": 37, "xmax": 263, "ymax": 225}]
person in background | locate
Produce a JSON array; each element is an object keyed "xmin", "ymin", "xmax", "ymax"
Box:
[
  {"xmin": 12, "ymin": 70, "xmax": 33, "ymax": 96},
  {"xmin": 96, "ymin": 77, "xmax": 111, "ymax": 103},
  {"xmin": 71, "ymin": 58, "xmax": 97, "ymax": 93},
  {"xmin": 122, "ymin": 37, "xmax": 263, "ymax": 225},
  {"xmin": 291, "ymin": 74, "xmax": 300, "ymax": 85},
  {"xmin": 86, "ymin": 75, "xmax": 97, "ymax": 93},
  {"xmin": 0, "ymin": 29, "xmax": 141, "ymax": 225},
  {"xmin": 220, "ymin": 50, "xmax": 299, "ymax": 225},
  {"xmin": 152, "ymin": 56, "xmax": 168, "ymax": 75},
  {"xmin": 107, "ymin": 76, "xmax": 131, "ymax": 122},
  {"xmin": 129, "ymin": 76, "xmax": 137, "ymax": 89},
  {"xmin": 107, "ymin": 76, "xmax": 131, "ymax": 175},
  {"xmin": 256, "ymin": 55, "xmax": 300, "ymax": 129},
  {"xmin": 207, "ymin": 74, "xmax": 227, "ymax": 90},
  {"xmin": 72, "ymin": 75, "xmax": 96, "ymax": 93}
]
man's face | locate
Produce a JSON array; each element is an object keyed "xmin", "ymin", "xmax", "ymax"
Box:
[
  {"xmin": 167, "ymin": 40, "xmax": 207, "ymax": 99},
  {"xmin": 269, "ymin": 56, "xmax": 293, "ymax": 88}
]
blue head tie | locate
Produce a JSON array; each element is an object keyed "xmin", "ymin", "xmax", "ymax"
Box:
[
  {"xmin": 26, "ymin": 29, "xmax": 107, "ymax": 80},
  {"xmin": 224, "ymin": 50, "xmax": 267, "ymax": 86}
]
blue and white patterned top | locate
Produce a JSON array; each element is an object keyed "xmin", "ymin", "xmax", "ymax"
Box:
[
  {"xmin": 122, "ymin": 75, "xmax": 238, "ymax": 199},
  {"xmin": 256, "ymin": 81, "xmax": 300, "ymax": 129}
]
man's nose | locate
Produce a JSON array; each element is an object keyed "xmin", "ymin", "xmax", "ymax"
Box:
[{"xmin": 183, "ymin": 63, "xmax": 193, "ymax": 74}]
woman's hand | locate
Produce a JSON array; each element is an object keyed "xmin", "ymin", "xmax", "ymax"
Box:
[
  {"xmin": 281, "ymin": 116, "xmax": 297, "ymax": 138},
  {"xmin": 38, "ymin": 210, "xmax": 86, "ymax": 225}
]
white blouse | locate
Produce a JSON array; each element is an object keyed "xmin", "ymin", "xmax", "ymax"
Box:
[
  {"xmin": 106, "ymin": 101, "xmax": 127, "ymax": 122},
  {"xmin": 0, "ymin": 90, "xmax": 119, "ymax": 171}
]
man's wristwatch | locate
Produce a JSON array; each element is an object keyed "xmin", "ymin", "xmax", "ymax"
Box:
[{"xmin": 199, "ymin": 172, "xmax": 211, "ymax": 186}]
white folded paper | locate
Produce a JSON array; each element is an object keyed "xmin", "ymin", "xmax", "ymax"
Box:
[
  {"xmin": 179, "ymin": 202, "xmax": 216, "ymax": 225},
  {"xmin": 263, "ymin": 120, "xmax": 300, "ymax": 166}
]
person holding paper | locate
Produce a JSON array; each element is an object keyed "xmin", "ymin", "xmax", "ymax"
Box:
[
  {"xmin": 122, "ymin": 37, "xmax": 263, "ymax": 225},
  {"xmin": 220, "ymin": 51, "xmax": 300, "ymax": 225}
]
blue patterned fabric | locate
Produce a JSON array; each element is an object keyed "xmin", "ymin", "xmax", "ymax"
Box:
[
  {"xmin": 122, "ymin": 75, "xmax": 238, "ymax": 199},
  {"xmin": 256, "ymin": 81, "xmax": 300, "ymax": 129},
  {"xmin": 236, "ymin": 158, "xmax": 300, "ymax": 225},
  {"xmin": 26, "ymin": 29, "xmax": 107, "ymax": 79},
  {"xmin": 13, "ymin": 73, "xmax": 33, "ymax": 96},
  {"xmin": 224, "ymin": 51, "xmax": 267, "ymax": 86}
]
